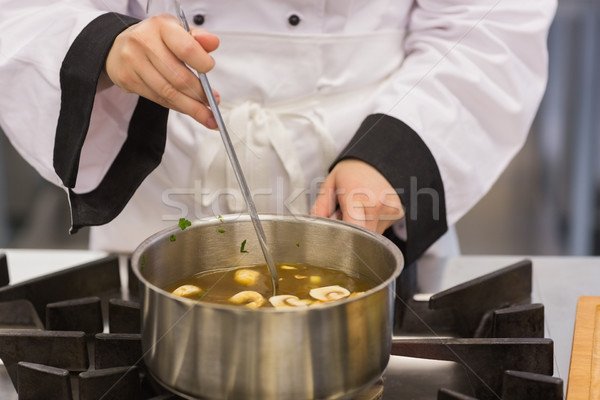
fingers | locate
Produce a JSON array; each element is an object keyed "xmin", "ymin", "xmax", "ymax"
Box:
[
  {"xmin": 105, "ymin": 14, "xmax": 220, "ymax": 128},
  {"xmin": 309, "ymin": 160, "xmax": 405, "ymax": 234},
  {"xmin": 109, "ymin": 48, "xmax": 216, "ymax": 127},
  {"xmin": 309, "ymin": 176, "xmax": 337, "ymax": 218},
  {"xmin": 132, "ymin": 66, "xmax": 217, "ymax": 128},
  {"xmin": 192, "ymin": 29, "xmax": 220, "ymax": 53},
  {"xmin": 161, "ymin": 21, "xmax": 216, "ymax": 76},
  {"xmin": 376, "ymin": 189, "xmax": 405, "ymax": 232},
  {"xmin": 310, "ymin": 177, "xmax": 378, "ymax": 230},
  {"xmin": 338, "ymin": 189, "xmax": 377, "ymax": 231},
  {"xmin": 338, "ymin": 188, "xmax": 404, "ymax": 233},
  {"xmin": 143, "ymin": 40, "xmax": 205, "ymax": 101},
  {"xmin": 144, "ymin": 16, "xmax": 217, "ymax": 105},
  {"xmin": 329, "ymin": 208, "xmax": 342, "ymax": 220}
]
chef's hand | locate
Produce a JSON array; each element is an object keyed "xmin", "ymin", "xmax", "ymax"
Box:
[
  {"xmin": 310, "ymin": 159, "xmax": 405, "ymax": 234},
  {"xmin": 101, "ymin": 14, "xmax": 220, "ymax": 129}
]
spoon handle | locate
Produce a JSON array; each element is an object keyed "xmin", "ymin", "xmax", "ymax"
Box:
[
  {"xmin": 176, "ymin": 4, "xmax": 279, "ymax": 294},
  {"xmin": 198, "ymin": 74, "xmax": 280, "ymax": 294}
]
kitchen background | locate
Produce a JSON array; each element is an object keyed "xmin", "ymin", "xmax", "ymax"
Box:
[{"xmin": 0, "ymin": 0, "xmax": 598, "ymax": 256}]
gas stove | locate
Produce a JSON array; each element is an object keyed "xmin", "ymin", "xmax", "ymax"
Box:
[{"xmin": 0, "ymin": 250, "xmax": 597, "ymax": 399}]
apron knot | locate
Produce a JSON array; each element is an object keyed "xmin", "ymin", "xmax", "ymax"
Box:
[{"xmin": 193, "ymin": 99, "xmax": 338, "ymax": 216}]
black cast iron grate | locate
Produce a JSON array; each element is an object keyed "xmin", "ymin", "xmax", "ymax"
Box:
[
  {"xmin": 393, "ymin": 259, "xmax": 564, "ymax": 400},
  {"xmin": 0, "ymin": 255, "xmax": 180, "ymax": 399}
]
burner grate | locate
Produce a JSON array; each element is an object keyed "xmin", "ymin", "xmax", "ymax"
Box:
[
  {"xmin": 391, "ymin": 338, "xmax": 554, "ymax": 399},
  {"xmin": 0, "ymin": 330, "xmax": 89, "ymax": 386},
  {"xmin": 46, "ymin": 297, "xmax": 103, "ymax": 334},
  {"xmin": 17, "ymin": 362, "xmax": 73, "ymax": 400},
  {"xmin": 0, "ymin": 254, "xmax": 8, "ymax": 287},
  {"xmin": 0, "ymin": 256, "xmax": 121, "ymax": 325},
  {"xmin": 0, "ymin": 256, "xmax": 161, "ymax": 400},
  {"xmin": 392, "ymin": 259, "xmax": 564, "ymax": 400}
]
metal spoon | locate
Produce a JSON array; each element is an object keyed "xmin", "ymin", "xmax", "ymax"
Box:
[{"xmin": 174, "ymin": 4, "xmax": 279, "ymax": 294}]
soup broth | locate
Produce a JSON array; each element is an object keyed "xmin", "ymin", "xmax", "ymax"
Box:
[{"xmin": 165, "ymin": 263, "xmax": 374, "ymax": 308}]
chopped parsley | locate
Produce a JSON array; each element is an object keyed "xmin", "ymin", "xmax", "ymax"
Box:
[
  {"xmin": 218, "ymin": 229, "xmax": 226, "ymax": 233},
  {"xmin": 170, "ymin": 235, "xmax": 176, "ymax": 242},
  {"xmin": 217, "ymin": 215, "xmax": 224, "ymax": 222},
  {"xmin": 240, "ymin": 239, "xmax": 249, "ymax": 253},
  {"xmin": 178, "ymin": 218, "xmax": 192, "ymax": 230},
  {"xmin": 296, "ymin": 242, "xmax": 300, "ymax": 247}
]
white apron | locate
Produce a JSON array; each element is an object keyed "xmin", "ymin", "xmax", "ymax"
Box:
[{"xmin": 89, "ymin": 29, "xmax": 417, "ymax": 253}]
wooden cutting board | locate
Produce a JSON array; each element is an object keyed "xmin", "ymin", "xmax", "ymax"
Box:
[{"xmin": 567, "ymin": 296, "xmax": 600, "ymax": 399}]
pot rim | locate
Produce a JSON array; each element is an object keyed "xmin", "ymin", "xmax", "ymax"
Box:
[{"xmin": 131, "ymin": 213, "xmax": 404, "ymax": 313}]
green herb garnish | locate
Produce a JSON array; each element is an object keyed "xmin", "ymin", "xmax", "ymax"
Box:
[
  {"xmin": 296, "ymin": 242, "xmax": 300, "ymax": 247},
  {"xmin": 170, "ymin": 235, "xmax": 176, "ymax": 242},
  {"xmin": 217, "ymin": 214, "xmax": 224, "ymax": 222},
  {"xmin": 218, "ymin": 229, "xmax": 226, "ymax": 233},
  {"xmin": 178, "ymin": 218, "xmax": 192, "ymax": 230},
  {"xmin": 240, "ymin": 239, "xmax": 249, "ymax": 253}
]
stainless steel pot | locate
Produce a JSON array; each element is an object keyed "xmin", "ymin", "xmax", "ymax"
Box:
[{"xmin": 131, "ymin": 214, "xmax": 404, "ymax": 400}]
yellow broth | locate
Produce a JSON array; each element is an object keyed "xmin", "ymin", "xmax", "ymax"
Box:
[{"xmin": 165, "ymin": 263, "xmax": 374, "ymax": 308}]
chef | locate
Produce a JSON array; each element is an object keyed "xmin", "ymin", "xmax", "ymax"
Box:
[{"xmin": 0, "ymin": 0, "xmax": 556, "ymax": 264}]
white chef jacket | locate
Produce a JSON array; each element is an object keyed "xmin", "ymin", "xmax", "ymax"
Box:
[{"xmin": 0, "ymin": 0, "xmax": 556, "ymax": 262}]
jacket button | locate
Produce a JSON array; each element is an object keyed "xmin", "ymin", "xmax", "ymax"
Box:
[
  {"xmin": 288, "ymin": 14, "xmax": 301, "ymax": 26},
  {"xmin": 193, "ymin": 14, "xmax": 205, "ymax": 25}
]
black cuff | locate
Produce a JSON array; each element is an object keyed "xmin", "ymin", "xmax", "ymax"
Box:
[
  {"xmin": 54, "ymin": 12, "xmax": 169, "ymax": 232},
  {"xmin": 68, "ymin": 97, "xmax": 168, "ymax": 232},
  {"xmin": 334, "ymin": 114, "xmax": 448, "ymax": 264}
]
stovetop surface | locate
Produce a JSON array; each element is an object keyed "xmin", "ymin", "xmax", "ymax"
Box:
[{"xmin": 1, "ymin": 250, "xmax": 598, "ymax": 399}]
